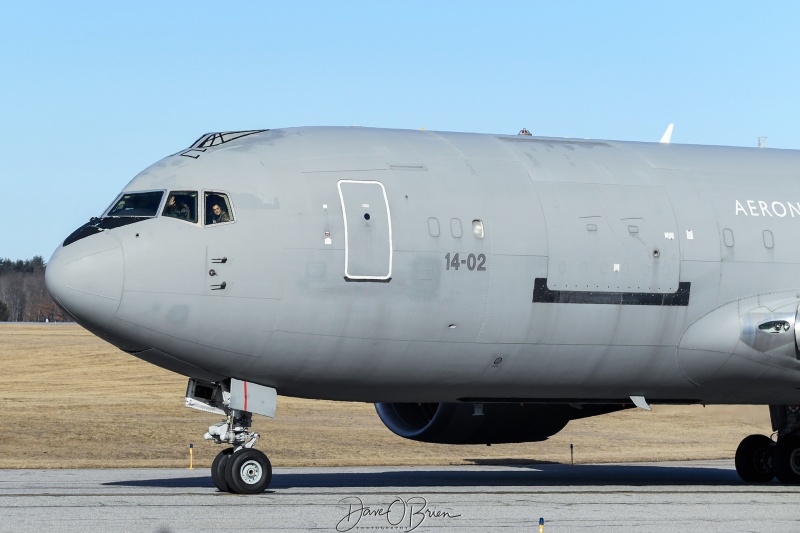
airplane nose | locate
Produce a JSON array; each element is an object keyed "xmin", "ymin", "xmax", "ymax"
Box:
[{"xmin": 46, "ymin": 235, "xmax": 124, "ymax": 328}]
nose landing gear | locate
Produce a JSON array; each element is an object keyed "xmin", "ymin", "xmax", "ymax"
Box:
[
  {"xmin": 205, "ymin": 410, "xmax": 274, "ymax": 493},
  {"xmin": 186, "ymin": 378, "xmax": 277, "ymax": 494}
]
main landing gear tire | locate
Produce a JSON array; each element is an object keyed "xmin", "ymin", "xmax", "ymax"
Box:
[
  {"xmin": 211, "ymin": 448, "xmax": 234, "ymax": 492},
  {"xmin": 775, "ymin": 435, "xmax": 800, "ymax": 484},
  {"xmin": 224, "ymin": 448, "xmax": 273, "ymax": 494},
  {"xmin": 734, "ymin": 434, "xmax": 774, "ymax": 483}
]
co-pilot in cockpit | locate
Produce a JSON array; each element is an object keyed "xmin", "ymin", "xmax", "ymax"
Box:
[
  {"xmin": 163, "ymin": 191, "xmax": 197, "ymax": 223},
  {"xmin": 204, "ymin": 192, "xmax": 234, "ymax": 225}
]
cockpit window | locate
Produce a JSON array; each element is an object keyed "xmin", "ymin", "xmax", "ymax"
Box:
[
  {"xmin": 105, "ymin": 191, "xmax": 164, "ymax": 218},
  {"xmin": 204, "ymin": 192, "xmax": 235, "ymax": 225},
  {"xmin": 162, "ymin": 191, "xmax": 198, "ymax": 223},
  {"xmin": 64, "ymin": 190, "xmax": 164, "ymax": 247}
]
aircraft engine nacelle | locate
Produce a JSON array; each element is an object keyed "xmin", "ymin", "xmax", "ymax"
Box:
[
  {"xmin": 375, "ymin": 402, "xmax": 624, "ymax": 445},
  {"xmin": 739, "ymin": 301, "xmax": 800, "ymax": 359},
  {"xmin": 678, "ymin": 294, "xmax": 800, "ymax": 388}
]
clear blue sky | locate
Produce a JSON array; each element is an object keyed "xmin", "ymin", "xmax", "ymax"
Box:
[{"xmin": 2, "ymin": 1, "xmax": 799, "ymax": 261}]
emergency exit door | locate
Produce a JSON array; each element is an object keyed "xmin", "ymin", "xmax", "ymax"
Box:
[{"xmin": 337, "ymin": 180, "xmax": 393, "ymax": 281}]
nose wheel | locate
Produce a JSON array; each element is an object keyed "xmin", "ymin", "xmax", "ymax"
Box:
[
  {"xmin": 211, "ymin": 448, "xmax": 234, "ymax": 492},
  {"xmin": 212, "ymin": 447, "xmax": 272, "ymax": 494},
  {"xmin": 225, "ymin": 448, "xmax": 273, "ymax": 494}
]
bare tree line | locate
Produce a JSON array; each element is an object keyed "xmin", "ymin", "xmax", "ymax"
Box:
[{"xmin": 0, "ymin": 257, "xmax": 72, "ymax": 322}]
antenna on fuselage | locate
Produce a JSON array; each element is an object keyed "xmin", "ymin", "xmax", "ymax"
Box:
[{"xmin": 758, "ymin": 136, "xmax": 767, "ymax": 148}]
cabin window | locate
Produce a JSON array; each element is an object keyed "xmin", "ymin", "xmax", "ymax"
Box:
[
  {"xmin": 105, "ymin": 191, "xmax": 164, "ymax": 218},
  {"xmin": 204, "ymin": 192, "xmax": 235, "ymax": 225},
  {"xmin": 472, "ymin": 219, "xmax": 485, "ymax": 239},
  {"xmin": 162, "ymin": 191, "xmax": 198, "ymax": 223},
  {"xmin": 450, "ymin": 218, "xmax": 463, "ymax": 238},
  {"xmin": 427, "ymin": 217, "xmax": 440, "ymax": 237},
  {"xmin": 764, "ymin": 230, "xmax": 775, "ymax": 249},
  {"xmin": 723, "ymin": 228, "xmax": 735, "ymax": 247}
]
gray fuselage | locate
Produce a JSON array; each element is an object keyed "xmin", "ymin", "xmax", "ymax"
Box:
[{"xmin": 46, "ymin": 127, "xmax": 800, "ymax": 405}]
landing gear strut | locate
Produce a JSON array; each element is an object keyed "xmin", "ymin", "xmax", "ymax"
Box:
[
  {"xmin": 734, "ymin": 405, "xmax": 800, "ymax": 484},
  {"xmin": 185, "ymin": 378, "xmax": 277, "ymax": 494}
]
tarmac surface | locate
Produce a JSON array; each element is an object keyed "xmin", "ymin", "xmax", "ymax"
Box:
[{"xmin": 1, "ymin": 460, "xmax": 799, "ymax": 532}]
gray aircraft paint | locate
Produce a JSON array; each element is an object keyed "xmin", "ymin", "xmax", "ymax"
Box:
[{"xmin": 46, "ymin": 127, "xmax": 800, "ymax": 406}]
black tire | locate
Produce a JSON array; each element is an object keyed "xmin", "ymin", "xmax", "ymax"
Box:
[
  {"xmin": 211, "ymin": 448, "xmax": 234, "ymax": 492},
  {"xmin": 734, "ymin": 434, "xmax": 774, "ymax": 483},
  {"xmin": 775, "ymin": 435, "xmax": 800, "ymax": 484},
  {"xmin": 224, "ymin": 448, "xmax": 272, "ymax": 494}
]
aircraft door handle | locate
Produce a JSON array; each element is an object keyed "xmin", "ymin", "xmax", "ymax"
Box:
[
  {"xmin": 211, "ymin": 257, "xmax": 228, "ymax": 263},
  {"xmin": 211, "ymin": 281, "xmax": 227, "ymax": 290}
]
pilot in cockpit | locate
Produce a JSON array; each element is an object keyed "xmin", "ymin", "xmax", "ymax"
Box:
[{"xmin": 164, "ymin": 195, "xmax": 190, "ymax": 220}]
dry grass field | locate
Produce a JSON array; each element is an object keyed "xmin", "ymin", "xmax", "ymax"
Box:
[{"xmin": 0, "ymin": 323, "xmax": 772, "ymax": 469}]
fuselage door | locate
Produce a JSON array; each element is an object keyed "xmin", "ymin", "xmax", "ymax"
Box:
[{"xmin": 337, "ymin": 180, "xmax": 393, "ymax": 281}]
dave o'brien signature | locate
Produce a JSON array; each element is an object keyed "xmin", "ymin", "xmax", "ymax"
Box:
[{"xmin": 336, "ymin": 495, "xmax": 461, "ymax": 532}]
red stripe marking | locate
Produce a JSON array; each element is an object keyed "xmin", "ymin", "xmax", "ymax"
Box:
[{"xmin": 243, "ymin": 381, "xmax": 248, "ymax": 411}]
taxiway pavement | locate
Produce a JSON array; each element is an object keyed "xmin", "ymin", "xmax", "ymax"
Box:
[{"xmin": 1, "ymin": 460, "xmax": 798, "ymax": 532}]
